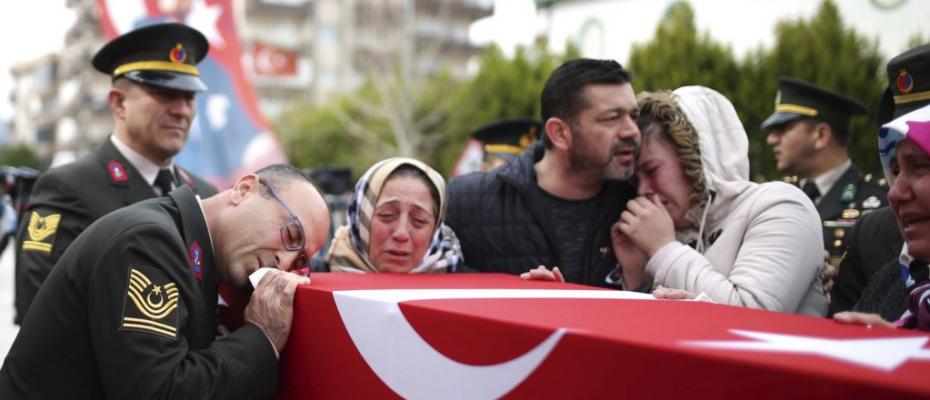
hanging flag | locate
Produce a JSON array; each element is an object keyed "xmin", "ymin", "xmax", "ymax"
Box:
[
  {"xmin": 250, "ymin": 42, "xmax": 299, "ymax": 77},
  {"xmin": 95, "ymin": 0, "xmax": 287, "ymax": 188}
]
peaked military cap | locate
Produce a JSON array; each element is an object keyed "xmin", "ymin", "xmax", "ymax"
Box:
[
  {"xmin": 471, "ymin": 117, "xmax": 542, "ymax": 157},
  {"xmin": 877, "ymin": 43, "xmax": 930, "ymax": 126},
  {"xmin": 92, "ymin": 23, "xmax": 209, "ymax": 92},
  {"xmin": 761, "ymin": 77, "xmax": 866, "ymax": 132}
]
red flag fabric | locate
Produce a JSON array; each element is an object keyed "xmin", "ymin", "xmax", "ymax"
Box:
[{"xmin": 276, "ymin": 273, "xmax": 930, "ymax": 399}]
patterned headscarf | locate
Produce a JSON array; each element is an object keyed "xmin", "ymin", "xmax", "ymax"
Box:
[
  {"xmin": 878, "ymin": 104, "xmax": 930, "ymax": 330},
  {"xmin": 326, "ymin": 157, "xmax": 463, "ymax": 273},
  {"xmin": 878, "ymin": 105, "xmax": 930, "ymax": 181}
]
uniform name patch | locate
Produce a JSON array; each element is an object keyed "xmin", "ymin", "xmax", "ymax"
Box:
[
  {"xmin": 121, "ymin": 267, "xmax": 180, "ymax": 339},
  {"xmin": 22, "ymin": 211, "xmax": 60, "ymax": 253}
]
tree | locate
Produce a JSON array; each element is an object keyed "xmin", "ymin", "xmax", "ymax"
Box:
[
  {"xmin": 628, "ymin": 0, "xmax": 886, "ymax": 180},
  {"xmin": 0, "ymin": 143, "xmax": 40, "ymax": 170},
  {"xmin": 759, "ymin": 0, "xmax": 885, "ymax": 179},
  {"xmin": 278, "ymin": 38, "xmax": 579, "ymax": 177},
  {"xmin": 278, "ymin": 0, "xmax": 490, "ymax": 177},
  {"xmin": 627, "ymin": 2, "xmax": 742, "ymax": 99},
  {"xmin": 438, "ymin": 40, "xmax": 578, "ymax": 172}
]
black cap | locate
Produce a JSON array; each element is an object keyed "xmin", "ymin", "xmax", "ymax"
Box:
[
  {"xmin": 92, "ymin": 23, "xmax": 209, "ymax": 92},
  {"xmin": 877, "ymin": 43, "xmax": 930, "ymax": 126},
  {"xmin": 761, "ymin": 77, "xmax": 866, "ymax": 133},
  {"xmin": 471, "ymin": 117, "xmax": 542, "ymax": 158}
]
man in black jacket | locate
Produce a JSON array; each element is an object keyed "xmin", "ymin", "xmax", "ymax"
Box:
[
  {"xmin": 446, "ymin": 59, "xmax": 639, "ymax": 288},
  {"xmin": 14, "ymin": 23, "xmax": 219, "ymax": 323},
  {"xmin": 0, "ymin": 164, "xmax": 330, "ymax": 399}
]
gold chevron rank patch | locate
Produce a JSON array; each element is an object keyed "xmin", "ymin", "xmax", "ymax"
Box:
[
  {"xmin": 22, "ymin": 211, "xmax": 61, "ymax": 253},
  {"xmin": 121, "ymin": 266, "xmax": 180, "ymax": 340}
]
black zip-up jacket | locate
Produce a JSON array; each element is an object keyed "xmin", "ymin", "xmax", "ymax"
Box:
[{"xmin": 446, "ymin": 143, "xmax": 636, "ymax": 288}]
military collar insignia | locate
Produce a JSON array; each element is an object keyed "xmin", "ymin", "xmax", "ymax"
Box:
[
  {"xmin": 898, "ymin": 69, "xmax": 915, "ymax": 94},
  {"xmin": 21, "ymin": 211, "xmax": 60, "ymax": 254},
  {"xmin": 189, "ymin": 241, "xmax": 203, "ymax": 281},
  {"xmin": 169, "ymin": 43, "xmax": 187, "ymax": 64},
  {"xmin": 840, "ymin": 183, "xmax": 857, "ymax": 202},
  {"xmin": 108, "ymin": 160, "xmax": 128, "ymax": 184},
  {"xmin": 121, "ymin": 266, "xmax": 180, "ymax": 340}
]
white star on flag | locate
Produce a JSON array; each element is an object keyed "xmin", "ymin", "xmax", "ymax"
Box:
[
  {"xmin": 683, "ymin": 329, "xmax": 930, "ymax": 371},
  {"xmin": 186, "ymin": 0, "xmax": 224, "ymax": 49}
]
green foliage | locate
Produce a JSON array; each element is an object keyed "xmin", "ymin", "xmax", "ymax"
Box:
[
  {"xmin": 276, "ymin": 0, "xmax": 890, "ymax": 182},
  {"xmin": 906, "ymin": 33, "xmax": 929, "ymax": 50},
  {"xmin": 438, "ymin": 40, "xmax": 577, "ymax": 172},
  {"xmin": 278, "ymin": 40, "xmax": 576, "ymax": 177},
  {"xmin": 629, "ymin": 0, "xmax": 885, "ymax": 180},
  {"xmin": 277, "ymin": 70, "xmax": 466, "ymax": 178},
  {"xmin": 0, "ymin": 143, "xmax": 40, "ymax": 169},
  {"xmin": 763, "ymin": 0, "xmax": 884, "ymax": 178},
  {"xmin": 628, "ymin": 1, "xmax": 741, "ymax": 98}
]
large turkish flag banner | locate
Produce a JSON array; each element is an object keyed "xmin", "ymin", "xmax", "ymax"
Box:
[{"xmin": 277, "ymin": 273, "xmax": 930, "ymax": 399}]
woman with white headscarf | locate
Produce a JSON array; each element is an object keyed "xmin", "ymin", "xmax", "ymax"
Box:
[
  {"xmin": 612, "ymin": 87, "xmax": 827, "ymax": 316},
  {"xmin": 325, "ymin": 157, "xmax": 463, "ymax": 273}
]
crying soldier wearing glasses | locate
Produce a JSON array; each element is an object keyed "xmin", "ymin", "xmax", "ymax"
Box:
[{"xmin": 0, "ymin": 164, "xmax": 331, "ymax": 400}]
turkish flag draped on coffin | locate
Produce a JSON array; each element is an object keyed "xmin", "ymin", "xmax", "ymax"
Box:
[{"xmin": 276, "ymin": 273, "xmax": 930, "ymax": 400}]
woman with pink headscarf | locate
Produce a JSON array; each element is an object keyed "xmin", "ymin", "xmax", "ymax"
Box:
[{"xmin": 835, "ymin": 104, "xmax": 930, "ymax": 330}]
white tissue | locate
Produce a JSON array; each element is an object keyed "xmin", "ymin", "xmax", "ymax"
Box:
[{"xmin": 249, "ymin": 267, "xmax": 275, "ymax": 288}]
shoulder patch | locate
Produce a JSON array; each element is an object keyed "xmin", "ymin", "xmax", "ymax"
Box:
[
  {"xmin": 21, "ymin": 211, "xmax": 60, "ymax": 253},
  {"xmin": 121, "ymin": 266, "xmax": 180, "ymax": 340}
]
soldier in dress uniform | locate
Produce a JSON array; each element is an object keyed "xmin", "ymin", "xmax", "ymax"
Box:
[
  {"xmin": 0, "ymin": 164, "xmax": 330, "ymax": 399},
  {"xmin": 13, "ymin": 23, "xmax": 218, "ymax": 323},
  {"xmin": 762, "ymin": 77, "xmax": 886, "ymax": 265},
  {"xmin": 470, "ymin": 117, "xmax": 542, "ymax": 172},
  {"xmin": 830, "ymin": 44, "xmax": 930, "ymax": 316}
]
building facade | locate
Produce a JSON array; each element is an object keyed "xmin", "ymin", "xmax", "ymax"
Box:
[{"xmin": 8, "ymin": 0, "xmax": 492, "ymax": 165}]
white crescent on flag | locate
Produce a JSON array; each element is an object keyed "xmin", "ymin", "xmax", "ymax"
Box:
[{"xmin": 333, "ymin": 288, "xmax": 653, "ymax": 399}]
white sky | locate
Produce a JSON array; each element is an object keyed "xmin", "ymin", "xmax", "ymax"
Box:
[
  {"xmin": 0, "ymin": 0, "xmax": 926, "ymax": 120},
  {"xmin": 0, "ymin": 1, "xmax": 75, "ymax": 120}
]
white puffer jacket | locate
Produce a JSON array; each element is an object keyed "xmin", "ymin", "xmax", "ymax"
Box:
[{"xmin": 646, "ymin": 86, "xmax": 828, "ymax": 316}]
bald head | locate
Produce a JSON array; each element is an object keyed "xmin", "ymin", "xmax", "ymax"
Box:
[{"xmin": 205, "ymin": 164, "xmax": 331, "ymax": 287}]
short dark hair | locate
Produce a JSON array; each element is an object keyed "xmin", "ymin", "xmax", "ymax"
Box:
[
  {"xmin": 540, "ymin": 58, "xmax": 632, "ymax": 148},
  {"xmin": 813, "ymin": 117, "xmax": 849, "ymax": 146},
  {"xmin": 256, "ymin": 164, "xmax": 315, "ymax": 198}
]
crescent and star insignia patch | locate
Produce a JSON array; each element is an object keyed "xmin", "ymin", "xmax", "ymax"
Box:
[
  {"xmin": 21, "ymin": 211, "xmax": 61, "ymax": 253},
  {"xmin": 121, "ymin": 266, "xmax": 180, "ymax": 340}
]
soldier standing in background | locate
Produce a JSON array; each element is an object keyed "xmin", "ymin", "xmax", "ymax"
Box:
[
  {"xmin": 762, "ymin": 77, "xmax": 886, "ymax": 265},
  {"xmin": 830, "ymin": 44, "xmax": 929, "ymax": 316},
  {"xmin": 470, "ymin": 117, "xmax": 542, "ymax": 172},
  {"xmin": 13, "ymin": 23, "xmax": 218, "ymax": 323}
]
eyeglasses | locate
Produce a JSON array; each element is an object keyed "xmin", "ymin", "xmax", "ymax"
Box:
[{"xmin": 259, "ymin": 179, "xmax": 309, "ymax": 273}]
